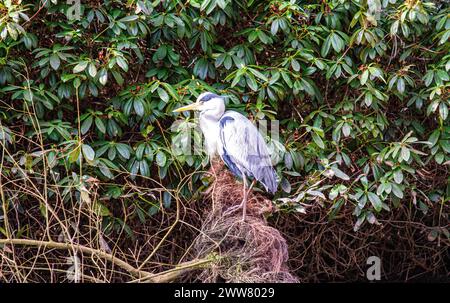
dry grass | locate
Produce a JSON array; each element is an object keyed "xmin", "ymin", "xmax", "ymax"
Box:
[
  {"xmin": 193, "ymin": 160, "xmax": 298, "ymax": 282},
  {"xmin": 271, "ymin": 201, "xmax": 449, "ymax": 282}
]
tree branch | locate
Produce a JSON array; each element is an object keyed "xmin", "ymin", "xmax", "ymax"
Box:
[{"xmin": 0, "ymin": 238, "xmax": 213, "ymax": 283}]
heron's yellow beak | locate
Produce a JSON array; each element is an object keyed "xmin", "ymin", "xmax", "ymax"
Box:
[{"xmin": 172, "ymin": 102, "xmax": 200, "ymax": 112}]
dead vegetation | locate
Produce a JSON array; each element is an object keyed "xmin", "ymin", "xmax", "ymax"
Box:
[
  {"xmin": 193, "ymin": 160, "xmax": 298, "ymax": 282},
  {"xmin": 271, "ymin": 200, "xmax": 449, "ymax": 282},
  {"xmin": 0, "ymin": 159, "xmax": 448, "ymax": 282}
]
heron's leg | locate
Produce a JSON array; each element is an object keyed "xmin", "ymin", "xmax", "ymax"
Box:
[
  {"xmin": 241, "ymin": 179, "xmax": 257, "ymax": 221},
  {"xmin": 223, "ymin": 175, "xmax": 255, "ymax": 219},
  {"xmin": 241, "ymin": 176, "xmax": 248, "ymax": 221},
  {"xmin": 247, "ymin": 180, "xmax": 257, "ymax": 196}
]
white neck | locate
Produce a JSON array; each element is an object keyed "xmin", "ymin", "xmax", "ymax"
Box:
[{"xmin": 199, "ymin": 111, "xmax": 223, "ymax": 156}]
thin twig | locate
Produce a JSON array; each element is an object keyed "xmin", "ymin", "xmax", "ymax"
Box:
[{"xmin": 0, "ymin": 238, "xmax": 214, "ymax": 282}]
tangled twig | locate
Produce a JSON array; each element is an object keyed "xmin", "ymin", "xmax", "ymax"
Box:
[{"xmin": 193, "ymin": 161, "xmax": 298, "ymax": 283}]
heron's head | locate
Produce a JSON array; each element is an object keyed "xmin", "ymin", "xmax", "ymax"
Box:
[{"xmin": 173, "ymin": 92, "xmax": 225, "ymax": 116}]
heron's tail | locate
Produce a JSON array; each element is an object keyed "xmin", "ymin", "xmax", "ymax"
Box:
[{"xmin": 258, "ymin": 166, "xmax": 278, "ymax": 194}]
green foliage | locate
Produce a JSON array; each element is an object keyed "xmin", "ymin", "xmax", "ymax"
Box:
[{"xmin": 0, "ymin": 0, "xmax": 449, "ymax": 232}]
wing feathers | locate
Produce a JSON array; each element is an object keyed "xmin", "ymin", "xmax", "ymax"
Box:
[{"xmin": 218, "ymin": 111, "xmax": 278, "ymax": 193}]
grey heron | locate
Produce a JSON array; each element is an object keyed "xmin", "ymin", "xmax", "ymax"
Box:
[{"xmin": 173, "ymin": 92, "xmax": 278, "ymax": 220}]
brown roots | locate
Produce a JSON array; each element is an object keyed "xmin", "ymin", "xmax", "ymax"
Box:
[
  {"xmin": 1, "ymin": 158, "xmax": 446, "ymax": 282},
  {"xmin": 193, "ymin": 161, "xmax": 298, "ymax": 282},
  {"xmin": 272, "ymin": 202, "xmax": 449, "ymax": 282}
]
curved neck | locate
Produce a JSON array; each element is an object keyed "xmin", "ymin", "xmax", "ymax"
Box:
[
  {"xmin": 199, "ymin": 110, "xmax": 222, "ymax": 134},
  {"xmin": 199, "ymin": 110, "xmax": 223, "ymax": 156}
]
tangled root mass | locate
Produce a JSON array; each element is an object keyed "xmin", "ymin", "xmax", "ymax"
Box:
[{"xmin": 193, "ymin": 161, "xmax": 298, "ymax": 283}]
